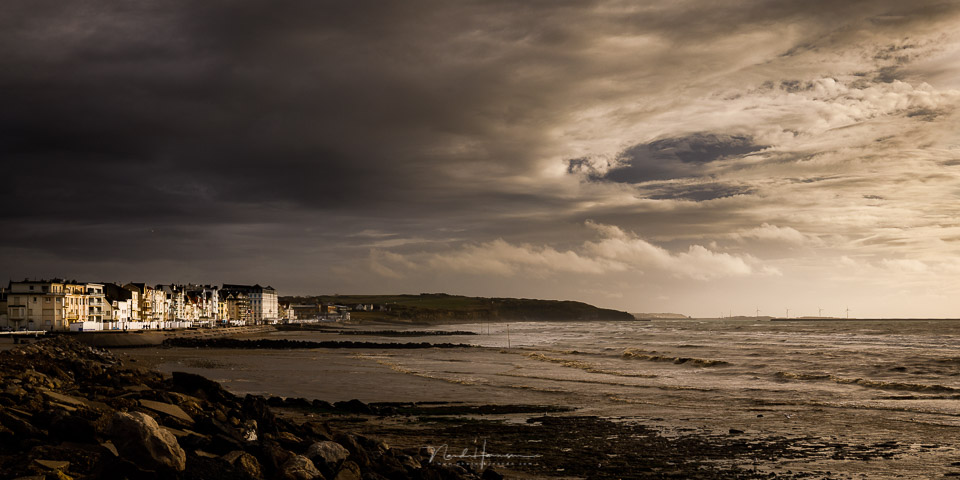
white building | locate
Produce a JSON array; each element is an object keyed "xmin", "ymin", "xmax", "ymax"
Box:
[{"xmin": 222, "ymin": 284, "xmax": 278, "ymax": 324}]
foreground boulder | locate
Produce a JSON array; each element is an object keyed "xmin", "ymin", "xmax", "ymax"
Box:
[
  {"xmin": 110, "ymin": 411, "xmax": 187, "ymax": 472},
  {"xmin": 307, "ymin": 441, "xmax": 350, "ymax": 469},
  {"xmin": 280, "ymin": 454, "xmax": 323, "ymax": 480}
]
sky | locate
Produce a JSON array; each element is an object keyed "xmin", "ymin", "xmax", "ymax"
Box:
[{"xmin": 2, "ymin": 1, "xmax": 960, "ymax": 318}]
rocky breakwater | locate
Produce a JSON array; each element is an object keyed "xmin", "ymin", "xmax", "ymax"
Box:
[
  {"xmin": 163, "ymin": 338, "xmax": 475, "ymax": 349},
  {"xmin": 0, "ymin": 337, "xmax": 491, "ymax": 480}
]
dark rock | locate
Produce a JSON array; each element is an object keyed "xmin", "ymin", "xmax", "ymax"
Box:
[
  {"xmin": 197, "ymin": 416, "xmax": 243, "ymax": 441},
  {"xmin": 481, "ymin": 467, "xmax": 503, "ymax": 480},
  {"xmin": 209, "ymin": 432, "xmax": 245, "ymax": 454},
  {"xmin": 356, "ymin": 435, "xmax": 389, "ymax": 454},
  {"xmin": 109, "ymin": 411, "xmax": 187, "ymax": 472},
  {"xmin": 284, "ymin": 397, "xmax": 314, "ymax": 409},
  {"xmin": 223, "ymin": 450, "xmax": 265, "ymax": 480},
  {"xmin": 3, "ymin": 384, "xmax": 28, "ymax": 401},
  {"xmin": 277, "ymin": 430, "xmax": 306, "ymax": 450},
  {"xmin": 280, "ymin": 454, "xmax": 322, "ymax": 480},
  {"xmin": 371, "ymin": 455, "xmax": 406, "ymax": 479},
  {"xmin": 334, "ymin": 400, "xmax": 372, "ymax": 415},
  {"xmin": 0, "ymin": 422, "xmax": 14, "ymax": 444},
  {"xmin": 243, "ymin": 394, "xmax": 279, "ymax": 435},
  {"xmin": 444, "ymin": 464, "xmax": 469, "ymax": 477},
  {"xmin": 312, "ymin": 399, "xmax": 334, "ymax": 410},
  {"xmin": 301, "ymin": 421, "xmax": 333, "ymax": 441},
  {"xmin": 214, "ymin": 408, "xmax": 229, "ymax": 423},
  {"xmin": 178, "ymin": 431, "xmax": 213, "ymax": 452},
  {"xmin": 0, "ymin": 409, "xmax": 43, "ymax": 439},
  {"xmin": 308, "ymin": 441, "xmax": 350, "ymax": 469},
  {"xmin": 334, "ymin": 460, "xmax": 362, "ymax": 480},
  {"xmin": 47, "ymin": 411, "xmax": 98, "ymax": 443},
  {"xmin": 170, "ymin": 371, "xmax": 233, "ymax": 403},
  {"xmin": 375, "ymin": 406, "xmax": 397, "ymax": 416},
  {"xmin": 729, "ymin": 428, "xmax": 744, "ymax": 435},
  {"xmin": 333, "ymin": 433, "xmax": 370, "ymax": 468},
  {"xmin": 257, "ymin": 441, "xmax": 296, "ymax": 475},
  {"xmin": 105, "ymin": 396, "xmax": 140, "ymax": 411},
  {"xmin": 396, "ymin": 454, "xmax": 421, "ymax": 472}
]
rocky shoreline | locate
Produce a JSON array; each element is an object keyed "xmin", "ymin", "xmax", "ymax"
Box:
[
  {"xmin": 0, "ymin": 337, "xmax": 490, "ymax": 479},
  {"xmin": 275, "ymin": 326, "xmax": 479, "ymax": 337},
  {"xmin": 0, "ymin": 337, "xmax": 927, "ymax": 479},
  {"xmin": 161, "ymin": 338, "xmax": 476, "ymax": 349}
]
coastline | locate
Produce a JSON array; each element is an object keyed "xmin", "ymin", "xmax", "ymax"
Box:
[
  {"xmin": 9, "ymin": 319, "xmax": 960, "ymax": 479},
  {"xmin": 0, "ymin": 336, "xmax": 875, "ymax": 479}
]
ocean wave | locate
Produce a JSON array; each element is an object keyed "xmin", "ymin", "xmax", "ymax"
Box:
[
  {"xmin": 606, "ymin": 388, "xmax": 715, "ymax": 407},
  {"xmin": 775, "ymin": 372, "xmax": 830, "ymax": 381},
  {"xmin": 526, "ymin": 352, "xmax": 656, "ymax": 378},
  {"xmin": 751, "ymin": 398, "xmax": 960, "ymax": 420},
  {"xmin": 621, "ymin": 349, "xmax": 730, "ymax": 367},
  {"xmin": 502, "ymin": 383, "xmax": 570, "ymax": 393},
  {"xmin": 356, "ymin": 355, "xmax": 487, "ymax": 386},
  {"xmin": 775, "ymin": 371, "xmax": 960, "ymax": 393},
  {"xmin": 497, "ymin": 372, "xmax": 647, "ymax": 387},
  {"xmin": 654, "ymin": 385, "xmax": 716, "ymax": 392}
]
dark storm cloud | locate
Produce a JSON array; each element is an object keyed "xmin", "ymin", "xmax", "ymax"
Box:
[
  {"xmin": 0, "ymin": 1, "xmax": 556, "ymax": 223},
  {"xmin": 1, "ymin": 0, "xmax": 959, "ymax": 300},
  {"xmin": 4, "ymin": 0, "xmax": 674, "ymax": 234},
  {"xmin": 1, "ymin": 0, "xmax": 954, "ymax": 224},
  {"xmin": 573, "ymin": 133, "xmax": 766, "ymax": 184},
  {"xmin": 646, "ymin": 183, "xmax": 756, "ymax": 202}
]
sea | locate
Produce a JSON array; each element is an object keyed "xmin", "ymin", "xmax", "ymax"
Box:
[{"xmin": 127, "ymin": 319, "xmax": 960, "ymax": 477}]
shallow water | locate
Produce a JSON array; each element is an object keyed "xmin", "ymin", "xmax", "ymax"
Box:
[{"xmin": 127, "ymin": 319, "xmax": 960, "ymax": 478}]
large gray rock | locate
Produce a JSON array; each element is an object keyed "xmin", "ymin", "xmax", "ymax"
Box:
[
  {"xmin": 109, "ymin": 411, "xmax": 187, "ymax": 472},
  {"xmin": 279, "ymin": 454, "xmax": 323, "ymax": 480},
  {"xmin": 307, "ymin": 441, "xmax": 350, "ymax": 468}
]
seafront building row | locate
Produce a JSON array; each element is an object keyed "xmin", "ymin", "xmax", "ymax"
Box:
[{"xmin": 0, "ymin": 279, "xmax": 284, "ymax": 332}]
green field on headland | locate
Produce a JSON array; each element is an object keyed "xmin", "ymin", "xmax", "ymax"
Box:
[{"xmin": 280, "ymin": 293, "xmax": 635, "ymax": 323}]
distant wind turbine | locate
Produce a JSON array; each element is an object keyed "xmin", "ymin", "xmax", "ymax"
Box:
[
  {"xmin": 818, "ymin": 307, "xmax": 823, "ymax": 318},
  {"xmin": 846, "ymin": 307, "xmax": 851, "ymax": 319}
]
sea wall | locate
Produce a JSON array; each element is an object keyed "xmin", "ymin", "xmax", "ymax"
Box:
[{"xmin": 61, "ymin": 325, "xmax": 276, "ymax": 348}]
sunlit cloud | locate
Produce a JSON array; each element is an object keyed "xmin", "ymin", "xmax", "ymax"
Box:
[{"xmin": 370, "ymin": 222, "xmax": 771, "ymax": 281}]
